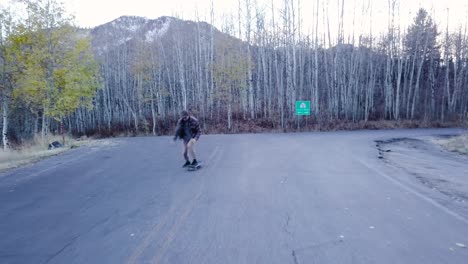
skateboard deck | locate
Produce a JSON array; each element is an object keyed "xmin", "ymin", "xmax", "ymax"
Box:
[{"xmin": 187, "ymin": 162, "xmax": 202, "ymax": 171}]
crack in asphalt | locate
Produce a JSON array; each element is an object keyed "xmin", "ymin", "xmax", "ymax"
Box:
[
  {"xmin": 283, "ymin": 213, "xmax": 297, "ymax": 264},
  {"xmin": 292, "ymin": 249, "xmax": 299, "ymax": 264},
  {"xmin": 42, "ymin": 212, "xmax": 116, "ymax": 264},
  {"xmin": 284, "ymin": 213, "xmax": 292, "ymax": 236}
]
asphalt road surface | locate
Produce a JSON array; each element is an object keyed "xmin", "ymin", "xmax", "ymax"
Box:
[{"xmin": 1, "ymin": 128, "xmax": 468, "ymax": 264}]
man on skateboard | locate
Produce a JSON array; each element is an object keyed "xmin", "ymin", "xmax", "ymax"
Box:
[{"xmin": 173, "ymin": 110, "xmax": 201, "ymax": 168}]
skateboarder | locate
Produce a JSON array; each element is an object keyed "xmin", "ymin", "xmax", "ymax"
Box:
[{"xmin": 173, "ymin": 110, "xmax": 201, "ymax": 167}]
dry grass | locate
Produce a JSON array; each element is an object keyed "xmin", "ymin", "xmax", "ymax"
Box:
[
  {"xmin": 0, "ymin": 135, "xmax": 92, "ymax": 172},
  {"xmin": 434, "ymin": 134, "xmax": 468, "ymax": 155}
]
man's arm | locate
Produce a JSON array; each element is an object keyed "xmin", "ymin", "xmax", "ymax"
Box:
[
  {"xmin": 192, "ymin": 117, "xmax": 201, "ymax": 140},
  {"xmin": 174, "ymin": 119, "xmax": 182, "ymax": 140}
]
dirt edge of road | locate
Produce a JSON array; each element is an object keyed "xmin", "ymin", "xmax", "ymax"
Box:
[{"xmin": 376, "ymin": 135, "xmax": 468, "ymax": 219}]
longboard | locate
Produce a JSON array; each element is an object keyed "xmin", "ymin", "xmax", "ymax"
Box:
[{"xmin": 187, "ymin": 162, "xmax": 203, "ymax": 171}]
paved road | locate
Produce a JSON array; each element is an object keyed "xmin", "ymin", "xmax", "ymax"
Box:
[{"xmin": 1, "ymin": 129, "xmax": 468, "ymax": 264}]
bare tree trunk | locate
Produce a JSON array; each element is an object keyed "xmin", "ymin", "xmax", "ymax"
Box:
[
  {"xmin": 395, "ymin": 55, "xmax": 404, "ymax": 119},
  {"xmin": 313, "ymin": 0, "xmax": 320, "ymax": 116},
  {"xmin": 444, "ymin": 11, "xmax": 451, "ymax": 118},
  {"xmin": 244, "ymin": 0, "xmax": 255, "ymax": 119},
  {"xmin": 406, "ymin": 48, "xmax": 418, "ymax": 119},
  {"xmin": 2, "ymin": 96, "xmax": 8, "ymax": 151},
  {"xmin": 175, "ymin": 38, "xmax": 187, "ymax": 111},
  {"xmin": 41, "ymin": 111, "xmax": 48, "ymax": 141},
  {"xmin": 0, "ymin": 9, "xmax": 10, "ymax": 150},
  {"xmin": 411, "ymin": 33, "xmax": 429, "ymax": 119},
  {"xmin": 151, "ymin": 84, "xmax": 157, "ymax": 135}
]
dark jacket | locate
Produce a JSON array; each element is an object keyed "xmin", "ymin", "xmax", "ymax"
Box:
[{"xmin": 174, "ymin": 116, "xmax": 201, "ymax": 143}]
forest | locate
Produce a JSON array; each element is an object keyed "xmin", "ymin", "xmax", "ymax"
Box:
[{"xmin": 1, "ymin": 0, "xmax": 467, "ymax": 149}]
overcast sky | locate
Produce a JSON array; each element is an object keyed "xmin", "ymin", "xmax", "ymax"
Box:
[{"xmin": 2, "ymin": 0, "xmax": 468, "ymax": 36}]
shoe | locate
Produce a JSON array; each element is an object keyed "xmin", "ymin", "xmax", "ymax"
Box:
[
  {"xmin": 191, "ymin": 159, "xmax": 198, "ymax": 166},
  {"xmin": 182, "ymin": 161, "xmax": 191, "ymax": 167}
]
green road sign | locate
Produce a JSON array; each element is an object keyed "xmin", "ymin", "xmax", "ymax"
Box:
[{"xmin": 296, "ymin": 101, "xmax": 311, "ymax": 115}]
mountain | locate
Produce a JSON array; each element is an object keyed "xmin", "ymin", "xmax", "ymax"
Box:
[{"xmin": 89, "ymin": 15, "xmax": 237, "ymax": 57}]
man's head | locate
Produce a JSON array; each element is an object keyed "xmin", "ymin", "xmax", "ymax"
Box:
[{"xmin": 181, "ymin": 110, "xmax": 190, "ymax": 121}]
